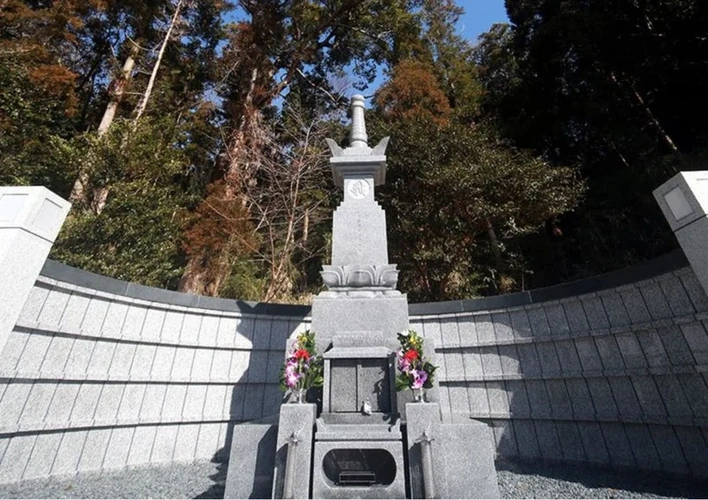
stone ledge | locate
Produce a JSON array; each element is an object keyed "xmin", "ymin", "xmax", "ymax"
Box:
[
  {"xmin": 13, "ymin": 320, "xmax": 279, "ymax": 351},
  {"xmin": 438, "ymin": 364, "xmax": 702, "ymax": 383},
  {"xmin": 0, "ymin": 371, "xmax": 282, "ymax": 385},
  {"xmin": 430, "ymin": 313, "xmax": 704, "ymax": 349},
  {"xmin": 468, "ymin": 412, "xmax": 701, "ymax": 427},
  {"xmin": 43, "ymin": 251, "xmax": 693, "ymax": 320},
  {"xmin": 0, "ymin": 415, "xmax": 243, "ymax": 437}
]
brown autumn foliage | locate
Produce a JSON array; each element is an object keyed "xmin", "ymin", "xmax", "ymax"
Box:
[
  {"xmin": 180, "ymin": 180, "xmax": 259, "ymax": 296},
  {"xmin": 374, "ymin": 58, "xmax": 452, "ymax": 126}
]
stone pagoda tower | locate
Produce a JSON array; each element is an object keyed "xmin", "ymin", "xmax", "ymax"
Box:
[{"xmin": 312, "ymin": 94, "xmax": 408, "ymax": 349}]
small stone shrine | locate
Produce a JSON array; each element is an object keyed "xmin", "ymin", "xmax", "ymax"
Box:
[{"xmin": 225, "ymin": 96, "xmax": 500, "ymax": 499}]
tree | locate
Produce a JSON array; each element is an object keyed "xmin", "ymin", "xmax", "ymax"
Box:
[
  {"xmin": 178, "ymin": 0, "xmax": 431, "ymax": 295},
  {"xmin": 472, "ymin": 0, "xmax": 708, "ymax": 285},
  {"xmin": 373, "ymin": 117, "xmax": 583, "ymax": 301},
  {"xmin": 51, "ymin": 117, "xmax": 195, "ymax": 288}
]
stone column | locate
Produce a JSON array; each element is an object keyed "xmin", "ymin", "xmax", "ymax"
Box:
[
  {"xmin": 654, "ymin": 171, "xmax": 708, "ymax": 297},
  {"xmin": 0, "ymin": 186, "xmax": 71, "ymax": 353}
]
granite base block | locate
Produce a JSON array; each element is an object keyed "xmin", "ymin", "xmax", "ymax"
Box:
[
  {"xmin": 272, "ymin": 403, "xmax": 316, "ymax": 499},
  {"xmin": 405, "ymin": 402, "xmax": 444, "ymax": 499},
  {"xmin": 406, "ymin": 402, "xmax": 499, "ymax": 499},
  {"xmin": 312, "ymin": 440, "xmax": 406, "ymax": 499},
  {"xmin": 311, "ymin": 295, "xmax": 409, "ymax": 348},
  {"xmin": 224, "ymin": 416, "xmax": 278, "ymax": 499},
  {"xmin": 439, "ymin": 421, "xmax": 500, "ymax": 499}
]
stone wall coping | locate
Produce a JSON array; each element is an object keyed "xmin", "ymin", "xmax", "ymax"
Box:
[
  {"xmin": 409, "ymin": 248, "xmax": 689, "ymax": 315},
  {"xmin": 41, "ymin": 248, "xmax": 688, "ymax": 317},
  {"xmin": 40, "ymin": 259, "xmax": 311, "ymax": 317}
]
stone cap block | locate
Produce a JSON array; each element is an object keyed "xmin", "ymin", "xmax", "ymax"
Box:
[
  {"xmin": 0, "ymin": 186, "xmax": 70, "ymax": 243},
  {"xmin": 654, "ymin": 171, "xmax": 708, "ymax": 231}
]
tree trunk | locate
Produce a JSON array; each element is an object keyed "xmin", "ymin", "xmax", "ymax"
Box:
[
  {"xmin": 69, "ymin": 42, "xmax": 139, "ymax": 208},
  {"xmin": 609, "ymin": 71, "xmax": 679, "ymax": 153},
  {"xmin": 133, "ymin": 0, "xmax": 184, "ymax": 124},
  {"xmin": 485, "ymin": 216, "xmax": 513, "ymax": 293},
  {"xmin": 485, "ymin": 217, "xmax": 503, "ymax": 271}
]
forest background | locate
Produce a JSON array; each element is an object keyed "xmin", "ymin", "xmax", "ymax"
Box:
[{"xmin": 2, "ymin": 0, "xmax": 705, "ymax": 304}]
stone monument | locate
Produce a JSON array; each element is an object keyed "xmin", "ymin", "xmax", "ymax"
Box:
[{"xmin": 225, "ymin": 96, "xmax": 500, "ymax": 499}]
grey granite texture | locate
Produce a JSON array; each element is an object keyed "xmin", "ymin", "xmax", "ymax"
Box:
[
  {"xmin": 406, "ymin": 402, "xmax": 500, "ymax": 499},
  {"xmin": 413, "ymin": 262, "xmax": 708, "ymax": 479},
  {"xmin": 405, "ymin": 402, "xmax": 444, "ymax": 499},
  {"xmin": 654, "ymin": 170, "xmax": 707, "ymax": 226},
  {"xmin": 311, "ymin": 440, "xmax": 406, "ymax": 499},
  {"xmin": 0, "ymin": 187, "xmax": 70, "ymax": 357},
  {"xmin": 331, "ymin": 202, "xmax": 389, "ymax": 266},
  {"xmin": 439, "ymin": 421, "xmax": 501, "ymax": 498},
  {"xmin": 0, "ymin": 272, "xmax": 307, "ymax": 484},
  {"xmin": 3, "ymin": 176, "xmax": 708, "ymax": 491},
  {"xmin": 311, "ymin": 295, "xmax": 408, "ymax": 349},
  {"xmin": 2, "ymin": 455, "xmax": 707, "ymax": 499},
  {"xmin": 271, "ymin": 403, "xmax": 316, "ymax": 499},
  {"xmin": 223, "ymin": 416, "xmax": 278, "ymax": 499}
]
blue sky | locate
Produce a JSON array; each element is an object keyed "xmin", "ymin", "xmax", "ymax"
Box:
[
  {"xmin": 357, "ymin": 1, "xmax": 509, "ymax": 96},
  {"xmin": 457, "ymin": 0, "xmax": 509, "ymax": 44}
]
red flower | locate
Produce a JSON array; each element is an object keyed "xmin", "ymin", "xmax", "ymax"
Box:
[
  {"xmin": 403, "ymin": 349, "xmax": 419, "ymax": 361},
  {"xmin": 294, "ymin": 349, "xmax": 310, "ymax": 360}
]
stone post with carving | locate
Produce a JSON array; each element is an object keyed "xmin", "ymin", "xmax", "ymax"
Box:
[{"xmin": 0, "ymin": 187, "xmax": 71, "ymax": 354}]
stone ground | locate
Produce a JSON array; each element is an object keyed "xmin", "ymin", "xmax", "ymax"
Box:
[{"xmin": 0, "ymin": 458, "xmax": 706, "ymax": 499}]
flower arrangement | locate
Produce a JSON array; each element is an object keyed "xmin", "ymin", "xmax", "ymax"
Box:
[
  {"xmin": 280, "ymin": 330, "xmax": 323, "ymax": 394},
  {"xmin": 394, "ymin": 329, "xmax": 437, "ymax": 392}
]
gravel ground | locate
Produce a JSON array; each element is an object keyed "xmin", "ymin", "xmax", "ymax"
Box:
[
  {"xmin": 0, "ymin": 458, "xmax": 705, "ymax": 499},
  {"xmin": 496, "ymin": 458, "xmax": 708, "ymax": 499}
]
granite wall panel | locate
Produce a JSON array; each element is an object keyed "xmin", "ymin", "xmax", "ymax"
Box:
[
  {"xmin": 4, "ymin": 253, "xmax": 708, "ymax": 483},
  {"xmin": 421, "ymin": 264, "xmax": 708, "ymax": 478},
  {"xmin": 0, "ymin": 272, "xmax": 309, "ymax": 484}
]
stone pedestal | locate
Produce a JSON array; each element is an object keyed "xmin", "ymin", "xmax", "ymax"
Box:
[
  {"xmin": 224, "ymin": 415, "xmax": 279, "ymax": 499},
  {"xmin": 0, "ymin": 187, "xmax": 70, "ymax": 354},
  {"xmin": 654, "ymin": 171, "xmax": 708, "ymax": 297},
  {"xmin": 405, "ymin": 403, "xmax": 500, "ymax": 499},
  {"xmin": 311, "ymin": 296, "xmax": 409, "ymax": 351},
  {"xmin": 272, "ymin": 404, "xmax": 317, "ymax": 499}
]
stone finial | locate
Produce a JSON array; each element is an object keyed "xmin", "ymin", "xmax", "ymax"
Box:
[
  {"xmin": 349, "ymin": 94, "xmax": 368, "ymax": 148},
  {"xmin": 325, "ymin": 94, "xmax": 389, "ymax": 160}
]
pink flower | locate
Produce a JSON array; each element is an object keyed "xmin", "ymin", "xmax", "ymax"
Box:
[
  {"xmin": 411, "ymin": 370, "xmax": 428, "ymax": 389},
  {"xmin": 285, "ymin": 372, "xmax": 300, "ymax": 388},
  {"xmin": 398, "ymin": 357, "xmax": 411, "ymax": 372}
]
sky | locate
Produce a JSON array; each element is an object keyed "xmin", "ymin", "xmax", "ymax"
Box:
[{"xmin": 457, "ymin": 0, "xmax": 510, "ymax": 44}]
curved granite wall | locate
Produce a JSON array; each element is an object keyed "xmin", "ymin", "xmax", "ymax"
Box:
[
  {"xmin": 410, "ymin": 249, "xmax": 708, "ymax": 477},
  {"xmin": 0, "ymin": 260, "xmax": 310, "ymax": 483},
  {"xmin": 1, "ymin": 249, "xmax": 707, "ymax": 482}
]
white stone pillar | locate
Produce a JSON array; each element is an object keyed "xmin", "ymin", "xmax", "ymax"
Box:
[
  {"xmin": 654, "ymin": 171, "xmax": 708, "ymax": 297},
  {"xmin": 0, "ymin": 186, "xmax": 70, "ymax": 354}
]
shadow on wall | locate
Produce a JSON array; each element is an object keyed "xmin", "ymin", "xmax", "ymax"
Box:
[
  {"xmin": 196, "ymin": 317, "xmax": 294, "ymax": 499},
  {"xmin": 410, "ymin": 258, "xmax": 708, "ymax": 480},
  {"xmin": 477, "ymin": 268, "xmax": 708, "ymax": 478}
]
